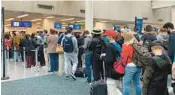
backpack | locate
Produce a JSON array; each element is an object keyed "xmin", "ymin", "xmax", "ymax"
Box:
[
  {"xmin": 132, "ymin": 43, "xmax": 152, "ymax": 68},
  {"xmin": 63, "ymin": 36, "xmax": 74, "ymax": 53}
]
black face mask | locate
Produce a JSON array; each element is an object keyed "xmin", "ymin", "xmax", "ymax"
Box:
[{"xmin": 167, "ymin": 30, "xmax": 171, "ymax": 35}]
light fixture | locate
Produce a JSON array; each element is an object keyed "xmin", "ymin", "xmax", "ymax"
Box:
[
  {"xmin": 5, "ymin": 18, "xmax": 14, "ymax": 21},
  {"xmin": 76, "ymin": 20, "xmax": 85, "ymax": 22},
  {"xmin": 46, "ymin": 16, "xmax": 54, "ymax": 19},
  {"xmin": 100, "ymin": 21, "xmax": 109, "ymax": 23},
  {"xmin": 62, "ymin": 22, "xmax": 66, "ymax": 24},
  {"xmin": 60, "ymin": 18, "xmax": 75, "ymax": 21},
  {"xmin": 5, "ymin": 24, "xmax": 10, "ymax": 27},
  {"xmin": 17, "ymin": 14, "xmax": 29, "ymax": 18},
  {"xmin": 36, "ymin": 22, "xmax": 41, "ymax": 25},
  {"xmin": 62, "ymin": 25, "xmax": 67, "ymax": 27},
  {"xmin": 31, "ymin": 19, "xmax": 42, "ymax": 22}
]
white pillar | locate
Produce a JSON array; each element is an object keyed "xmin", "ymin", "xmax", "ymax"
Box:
[
  {"xmin": 42, "ymin": 19, "xmax": 54, "ymax": 31},
  {"xmin": 85, "ymin": 1, "xmax": 93, "ymax": 33}
]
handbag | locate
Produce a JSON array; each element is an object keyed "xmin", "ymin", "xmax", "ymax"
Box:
[{"xmin": 56, "ymin": 45, "xmax": 64, "ymax": 54}]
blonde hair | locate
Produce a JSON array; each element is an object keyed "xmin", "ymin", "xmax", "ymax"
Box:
[{"xmin": 122, "ymin": 31, "xmax": 137, "ymax": 45}]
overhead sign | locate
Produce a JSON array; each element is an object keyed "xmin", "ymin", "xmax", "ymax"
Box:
[
  {"xmin": 113, "ymin": 26, "xmax": 120, "ymax": 31},
  {"xmin": 135, "ymin": 17, "xmax": 143, "ymax": 35},
  {"xmin": 68, "ymin": 24, "xmax": 81, "ymax": 30},
  {"xmin": 11, "ymin": 21, "xmax": 32, "ymax": 27},
  {"xmin": 54, "ymin": 23, "xmax": 62, "ymax": 29}
]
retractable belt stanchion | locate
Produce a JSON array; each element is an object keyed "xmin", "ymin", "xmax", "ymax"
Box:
[
  {"xmin": 7, "ymin": 49, "xmax": 10, "ymax": 75},
  {"xmin": 23, "ymin": 47, "xmax": 26, "ymax": 77},
  {"xmin": 35, "ymin": 47, "xmax": 40, "ymax": 72},
  {"xmin": 1, "ymin": 7, "xmax": 10, "ymax": 80}
]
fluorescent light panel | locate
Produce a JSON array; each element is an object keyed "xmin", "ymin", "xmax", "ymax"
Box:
[
  {"xmin": 5, "ymin": 18, "xmax": 14, "ymax": 21},
  {"xmin": 17, "ymin": 14, "xmax": 29, "ymax": 18},
  {"xmin": 5, "ymin": 24, "xmax": 10, "ymax": 26},
  {"xmin": 46, "ymin": 16, "xmax": 54, "ymax": 19},
  {"xmin": 31, "ymin": 19, "xmax": 42, "ymax": 22},
  {"xmin": 60, "ymin": 18, "xmax": 75, "ymax": 21},
  {"xmin": 76, "ymin": 20, "xmax": 85, "ymax": 22},
  {"xmin": 36, "ymin": 22, "xmax": 41, "ymax": 25}
]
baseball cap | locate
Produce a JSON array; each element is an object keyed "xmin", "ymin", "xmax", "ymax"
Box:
[{"xmin": 103, "ymin": 29, "xmax": 117, "ymax": 37}]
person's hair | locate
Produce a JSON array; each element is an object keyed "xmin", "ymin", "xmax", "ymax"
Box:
[
  {"xmin": 145, "ymin": 25, "xmax": 153, "ymax": 32},
  {"xmin": 31, "ymin": 33, "xmax": 35, "ymax": 38},
  {"xmin": 122, "ymin": 31, "xmax": 136, "ymax": 44},
  {"xmin": 44, "ymin": 30, "xmax": 48, "ymax": 34},
  {"xmin": 12, "ymin": 31, "xmax": 16, "ymax": 36},
  {"xmin": 50, "ymin": 29, "xmax": 56, "ymax": 34},
  {"xmin": 93, "ymin": 34, "xmax": 101, "ymax": 38},
  {"xmin": 5, "ymin": 33, "xmax": 10, "ymax": 39},
  {"xmin": 163, "ymin": 22, "xmax": 174, "ymax": 29},
  {"xmin": 25, "ymin": 34, "xmax": 30, "ymax": 40},
  {"xmin": 83, "ymin": 30, "xmax": 89, "ymax": 37}
]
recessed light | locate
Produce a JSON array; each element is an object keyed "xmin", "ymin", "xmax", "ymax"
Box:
[
  {"xmin": 5, "ymin": 18, "xmax": 14, "ymax": 21},
  {"xmin": 17, "ymin": 14, "xmax": 29, "ymax": 18},
  {"xmin": 31, "ymin": 19, "xmax": 42, "ymax": 22},
  {"xmin": 46, "ymin": 16, "xmax": 54, "ymax": 19},
  {"xmin": 60, "ymin": 18, "xmax": 75, "ymax": 21}
]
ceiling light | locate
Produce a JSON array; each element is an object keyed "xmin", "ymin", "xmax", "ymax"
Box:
[
  {"xmin": 36, "ymin": 22, "xmax": 41, "ymax": 25},
  {"xmin": 60, "ymin": 18, "xmax": 75, "ymax": 21},
  {"xmin": 31, "ymin": 19, "xmax": 42, "ymax": 22},
  {"xmin": 5, "ymin": 18, "xmax": 14, "ymax": 21},
  {"xmin": 46, "ymin": 16, "xmax": 54, "ymax": 19},
  {"xmin": 100, "ymin": 21, "xmax": 109, "ymax": 23},
  {"xmin": 62, "ymin": 25, "xmax": 67, "ymax": 27},
  {"xmin": 17, "ymin": 14, "xmax": 29, "ymax": 18},
  {"xmin": 62, "ymin": 22, "xmax": 66, "ymax": 24},
  {"xmin": 5, "ymin": 24, "xmax": 10, "ymax": 27},
  {"xmin": 76, "ymin": 20, "xmax": 85, "ymax": 22}
]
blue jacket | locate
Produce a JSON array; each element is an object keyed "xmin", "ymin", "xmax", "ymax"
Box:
[{"xmin": 168, "ymin": 32, "xmax": 175, "ymax": 61}]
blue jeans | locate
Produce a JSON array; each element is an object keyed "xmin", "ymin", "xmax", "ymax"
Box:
[
  {"xmin": 49, "ymin": 53, "xmax": 58, "ymax": 72},
  {"xmin": 85, "ymin": 53, "xmax": 92, "ymax": 82},
  {"xmin": 123, "ymin": 64, "xmax": 142, "ymax": 95}
]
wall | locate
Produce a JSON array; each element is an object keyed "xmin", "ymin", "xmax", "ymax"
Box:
[
  {"xmin": 171, "ymin": 6, "xmax": 175, "ymax": 26},
  {"xmin": 151, "ymin": 0, "xmax": 175, "ymax": 9},
  {"xmin": 2, "ymin": 1, "xmax": 158, "ymax": 23},
  {"xmin": 95, "ymin": 22, "xmax": 113, "ymax": 30}
]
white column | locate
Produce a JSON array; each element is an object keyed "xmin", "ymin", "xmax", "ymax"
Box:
[
  {"xmin": 85, "ymin": 1, "xmax": 93, "ymax": 33},
  {"xmin": 42, "ymin": 19, "xmax": 55, "ymax": 31}
]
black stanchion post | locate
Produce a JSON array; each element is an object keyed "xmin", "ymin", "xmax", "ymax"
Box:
[{"xmin": 1, "ymin": 7, "xmax": 10, "ymax": 80}]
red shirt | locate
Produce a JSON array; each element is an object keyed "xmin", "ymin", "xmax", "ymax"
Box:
[
  {"xmin": 121, "ymin": 44, "xmax": 134, "ymax": 64},
  {"xmin": 4, "ymin": 38, "xmax": 12, "ymax": 50}
]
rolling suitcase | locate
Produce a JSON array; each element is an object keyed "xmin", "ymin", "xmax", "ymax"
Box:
[{"xmin": 90, "ymin": 61, "xmax": 107, "ymax": 95}]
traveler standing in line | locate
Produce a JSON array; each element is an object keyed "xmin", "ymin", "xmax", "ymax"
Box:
[
  {"xmin": 4, "ymin": 33, "xmax": 12, "ymax": 59},
  {"xmin": 62, "ymin": 27, "xmax": 78, "ymax": 80},
  {"xmin": 36, "ymin": 31, "xmax": 45, "ymax": 66},
  {"xmin": 122, "ymin": 32, "xmax": 142, "ymax": 95},
  {"xmin": 163, "ymin": 22, "xmax": 175, "ymax": 94},
  {"xmin": 82, "ymin": 30, "xmax": 92, "ymax": 84},
  {"xmin": 12, "ymin": 31, "xmax": 22, "ymax": 62},
  {"xmin": 101, "ymin": 29, "xmax": 122, "ymax": 95},
  {"xmin": 139, "ymin": 25, "xmax": 157, "ymax": 47},
  {"xmin": 157, "ymin": 28, "xmax": 169, "ymax": 51},
  {"xmin": 43, "ymin": 30, "xmax": 49, "ymax": 68},
  {"xmin": 47, "ymin": 29, "xmax": 58, "ymax": 72},
  {"xmin": 89, "ymin": 29, "xmax": 106, "ymax": 81},
  {"xmin": 144, "ymin": 41, "xmax": 171, "ymax": 95}
]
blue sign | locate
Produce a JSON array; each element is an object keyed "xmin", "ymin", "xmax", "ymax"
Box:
[
  {"xmin": 135, "ymin": 18, "xmax": 143, "ymax": 35},
  {"xmin": 54, "ymin": 23, "xmax": 62, "ymax": 29},
  {"xmin": 11, "ymin": 21, "xmax": 32, "ymax": 27},
  {"xmin": 113, "ymin": 26, "xmax": 120, "ymax": 31},
  {"xmin": 68, "ymin": 24, "xmax": 81, "ymax": 30}
]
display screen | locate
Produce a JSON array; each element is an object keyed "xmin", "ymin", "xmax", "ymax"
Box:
[
  {"xmin": 54, "ymin": 23, "xmax": 62, "ymax": 29},
  {"xmin": 11, "ymin": 21, "xmax": 32, "ymax": 27},
  {"xmin": 68, "ymin": 24, "xmax": 81, "ymax": 30}
]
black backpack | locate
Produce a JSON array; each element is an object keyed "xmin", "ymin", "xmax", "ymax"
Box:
[{"xmin": 63, "ymin": 36, "xmax": 74, "ymax": 53}]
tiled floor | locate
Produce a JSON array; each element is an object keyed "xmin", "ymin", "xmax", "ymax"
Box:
[{"xmin": 2, "ymin": 58, "xmax": 52, "ymax": 82}]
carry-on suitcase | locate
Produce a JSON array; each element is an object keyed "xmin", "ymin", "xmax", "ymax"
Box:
[
  {"xmin": 90, "ymin": 61, "xmax": 108, "ymax": 95},
  {"xmin": 75, "ymin": 68, "xmax": 86, "ymax": 78}
]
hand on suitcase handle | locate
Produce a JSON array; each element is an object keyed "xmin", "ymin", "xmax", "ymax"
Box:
[{"xmin": 100, "ymin": 53, "xmax": 106, "ymax": 59}]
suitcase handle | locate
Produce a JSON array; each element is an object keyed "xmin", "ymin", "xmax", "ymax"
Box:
[{"xmin": 102, "ymin": 61, "xmax": 106, "ymax": 82}]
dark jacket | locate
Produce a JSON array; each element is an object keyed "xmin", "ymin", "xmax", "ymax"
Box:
[
  {"xmin": 104, "ymin": 43, "xmax": 120, "ymax": 80},
  {"xmin": 168, "ymin": 32, "xmax": 175, "ymax": 61},
  {"xmin": 141, "ymin": 32, "xmax": 157, "ymax": 48},
  {"xmin": 143, "ymin": 54, "xmax": 171, "ymax": 95}
]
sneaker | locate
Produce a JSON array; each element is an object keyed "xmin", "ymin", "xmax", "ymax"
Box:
[
  {"xmin": 65, "ymin": 76, "xmax": 69, "ymax": 80},
  {"xmin": 70, "ymin": 73, "xmax": 77, "ymax": 80}
]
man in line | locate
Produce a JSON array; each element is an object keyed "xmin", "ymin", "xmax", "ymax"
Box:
[{"xmin": 62, "ymin": 27, "xmax": 78, "ymax": 80}]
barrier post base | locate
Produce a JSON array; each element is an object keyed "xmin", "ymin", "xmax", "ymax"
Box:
[{"xmin": 1, "ymin": 76, "xmax": 10, "ymax": 80}]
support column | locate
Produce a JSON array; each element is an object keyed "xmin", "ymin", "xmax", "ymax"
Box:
[
  {"xmin": 85, "ymin": 1, "xmax": 93, "ymax": 32},
  {"xmin": 42, "ymin": 19, "xmax": 54, "ymax": 31}
]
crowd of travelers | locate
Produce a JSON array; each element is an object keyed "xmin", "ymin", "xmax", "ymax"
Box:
[{"xmin": 4, "ymin": 22, "xmax": 175, "ymax": 95}]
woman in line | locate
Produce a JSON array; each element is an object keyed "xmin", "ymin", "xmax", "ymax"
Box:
[
  {"xmin": 122, "ymin": 32, "xmax": 142, "ymax": 95},
  {"xmin": 47, "ymin": 29, "xmax": 58, "ymax": 72}
]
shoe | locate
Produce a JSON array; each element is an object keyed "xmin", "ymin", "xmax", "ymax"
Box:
[
  {"xmin": 85, "ymin": 81, "xmax": 91, "ymax": 85},
  {"xmin": 65, "ymin": 76, "xmax": 69, "ymax": 80},
  {"xmin": 70, "ymin": 73, "xmax": 77, "ymax": 80}
]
